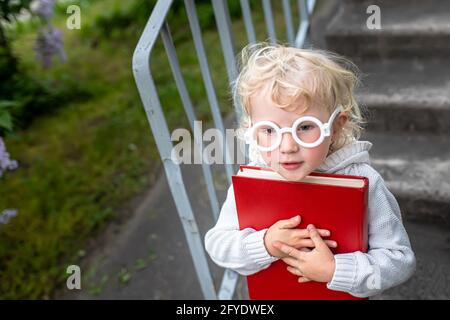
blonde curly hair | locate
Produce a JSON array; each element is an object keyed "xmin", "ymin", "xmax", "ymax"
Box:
[{"xmin": 232, "ymin": 43, "xmax": 366, "ymax": 154}]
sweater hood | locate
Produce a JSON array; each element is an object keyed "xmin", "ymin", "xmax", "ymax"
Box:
[{"xmin": 316, "ymin": 140, "xmax": 372, "ymax": 173}]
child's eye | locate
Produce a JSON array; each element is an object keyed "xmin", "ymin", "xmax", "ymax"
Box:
[
  {"xmin": 298, "ymin": 125, "xmax": 313, "ymax": 131},
  {"xmin": 261, "ymin": 128, "xmax": 275, "ymax": 135}
]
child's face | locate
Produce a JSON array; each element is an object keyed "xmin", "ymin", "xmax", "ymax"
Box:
[{"xmin": 249, "ymin": 86, "xmax": 344, "ymax": 181}]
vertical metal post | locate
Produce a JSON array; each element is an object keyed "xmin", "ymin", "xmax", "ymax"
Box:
[
  {"xmin": 262, "ymin": 0, "xmax": 277, "ymax": 43},
  {"xmin": 282, "ymin": 0, "xmax": 295, "ymax": 45},
  {"xmin": 160, "ymin": 23, "xmax": 221, "ymax": 219},
  {"xmin": 211, "ymin": 0, "xmax": 241, "ymax": 123},
  {"xmin": 184, "ymin": 0, "xmax": 234, "ymax": 187},
  {"xmin": 295, "ymin": 0, "xmax": 315, "ymax": 48},
  {"xmin": 211, "ymin": 0, "xmax": 243, "ymax": 177},
  {"xmin": 240, "ymin": 0, "xmax": 257, "ymax": 44}
]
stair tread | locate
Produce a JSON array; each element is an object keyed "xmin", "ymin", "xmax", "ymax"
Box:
[
  {"xmin": 361, "ymin": 131, "xmax": 450, "ymax": 202},
  {"xmin": 355, "ymin": 59, "xmax": 450, "ymax": 109},
  {"xmin": 327, "ymin": 0, "xmax": 450, "ymax": 35}
]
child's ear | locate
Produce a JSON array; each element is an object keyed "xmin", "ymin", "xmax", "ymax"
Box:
[
  {"xmin": 338, "ymin": 112, "xmax": 348, "ymax": 127},
  {"xmin": 332, "ymin": 112, "xmax": 348, "ymax": 137}
]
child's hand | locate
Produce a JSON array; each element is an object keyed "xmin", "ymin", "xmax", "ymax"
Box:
[
  {"xmin": 264, "ymin": 216, "xmax": 337, "ymax": 258},
  {"xmin": 273, "ymin": 224, "xmax": 336, "ymax": 283}
]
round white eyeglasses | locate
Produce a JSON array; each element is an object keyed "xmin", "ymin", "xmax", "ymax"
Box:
[{"xmin": 244, "ymin": 106, "xmax": 343, "ymax": 152}]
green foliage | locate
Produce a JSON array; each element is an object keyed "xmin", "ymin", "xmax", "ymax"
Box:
[
  {"xmin": 83, "ymin": 0, "xmax": 243, "ymax": 43},
  {"xmin": 0, "ymin": 0, "xmax": 87, "ymax": 132},
  {"xmin": 8, "ymin": 73, "xmax": 92, "ymax": 129},
  {"xmin": 80, "ymin": 0, "xmax": 154, "ymax": 40},
  {"xmin": 0, "ymin": 0, "xmax": 33, "ymax": 23},
  {"xmin": 0, "ymin": 100, "xmax": 18, "ymax": 133},
  {"xmin": 0, "ymin": 44, "xmax": 14, "ymax": 70},
  {"xmin": 0, "ymin": 69, "xmax": 93, "ymax": 132}
]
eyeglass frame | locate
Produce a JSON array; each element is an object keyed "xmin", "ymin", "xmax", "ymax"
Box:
[{"xmin": 244, "ymin": 105, "xmax": 344, "ymax": 151}]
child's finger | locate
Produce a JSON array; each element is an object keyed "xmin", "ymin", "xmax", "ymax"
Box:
[
  {"xmin": 273, "ymin": 241, "xmax": 305, "ymax": 260},
  {"xmin": 287, "ymin": 266, "xmax": 303, "ymax": 276},
  {"xmin": 280, "ymin": 215, "xmax": 301, "ymax": 229},
  {"xmin": 307, "ymin": 224, "xmax": 328, "ymax": 250},
  {"xmin": 291, "ymin": 228, "xmax": 330, "ymax": 239},
  {"xmin": 298, "ymin": 276, "xmax": 311, "ymax": 283},
  {"xmin": 292, "ymin": 239, "xmax": 336, "ymax": 249},
  {"xmin": 324, "ymin": 240, "xmax": 338, "ymax": 248},
  {"xmin": 296, "ymin": 239, "xmax": 315, "ymax": 248},
  {"xmin": 281, "ymin": 256, "xmax": 298, "ymax": 267},
  {"xmin": 318, "ymin": 229, "xmax": 331, "ymax": 237},
  {"xmin": 291, "ymin": 228, "xmax": 309, "ymax": 239}
]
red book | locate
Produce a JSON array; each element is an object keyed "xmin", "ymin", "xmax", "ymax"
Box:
[{"xmin": 232, "ymin": 165, "xmax": 369, "ymax": 300}]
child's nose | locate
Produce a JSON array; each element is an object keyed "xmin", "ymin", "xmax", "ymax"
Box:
[{"xmin": 279, "ymin": 132, "xmax": 299, "ymax": 153}]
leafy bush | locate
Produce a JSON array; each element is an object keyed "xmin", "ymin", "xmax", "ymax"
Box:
[
  {"xmin": 0, "ymin": 0, "xmax": 81, "ymax": 132},
  {"xmin": 83, "ymin": 0, "xmax": 243, "ymax": 42},
  {"xmin": 0, "ymin": 100, "xmax": 18, "ymax": 133}
]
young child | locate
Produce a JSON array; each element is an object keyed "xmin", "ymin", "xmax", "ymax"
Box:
[{"xmin": 204, "ymin": 43, "xmax": 416, "ymax": 298}]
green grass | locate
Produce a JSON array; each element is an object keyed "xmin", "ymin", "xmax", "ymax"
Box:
[{"xmin": 0, "ymin": 0, "xmax": 299, "ymax": 299}]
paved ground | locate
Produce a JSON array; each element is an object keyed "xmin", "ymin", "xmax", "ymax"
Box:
[{"xmin": 60, "ymin": 159, "xmax": 236, "ymax": 300}]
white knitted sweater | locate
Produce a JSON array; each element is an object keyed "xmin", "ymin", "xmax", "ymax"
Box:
[{"xmin": 204, "ymin": 141, "xmax": 416, "ymax": 298}]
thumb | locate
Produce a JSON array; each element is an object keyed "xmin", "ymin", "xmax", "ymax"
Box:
[
  {"xmin": 281, "ymin": 215, "xmax": 301, "ymax": 229},
  {"xmin": 308, "ymin": 224, "xmax": 327, "ymax": 250}
]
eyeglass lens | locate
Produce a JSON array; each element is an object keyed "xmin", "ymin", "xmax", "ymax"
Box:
[{"xmin": 253, "ymin": 120, "xmax": 321, "ymax": 149}]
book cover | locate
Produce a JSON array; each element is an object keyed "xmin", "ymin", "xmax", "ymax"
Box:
[{"xmin": 232, "ymin": 165, "xmax": 369, "ymax": 300}]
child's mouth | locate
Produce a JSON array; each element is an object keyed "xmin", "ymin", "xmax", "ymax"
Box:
[{"xmin": 280, "ymin": 162, "xmax": 303, "ymax": 171}]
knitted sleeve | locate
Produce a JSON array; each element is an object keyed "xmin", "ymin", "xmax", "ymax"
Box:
[
  {"xmin": 327, "ymin": 164, "xmax": 416, "ymax": 297},
  {"xmin": 204, "ymin": 183, "xmax": 278, "ymax": 275}
]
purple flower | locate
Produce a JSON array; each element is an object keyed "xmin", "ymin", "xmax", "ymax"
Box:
[
  {"xmin": 35, "ymin": 25, "xmax": 67, "ymax": 69},
  {"xmin": 34, "ymin": 0, "xmax": 55, "ymax": 20},
  {"xmin": 0, "ymin": 137, "xmax": 18, "ymax": 177},
  {"xmin": 0, "ymin": 209, "xmax": 18, "ymax": 225}
]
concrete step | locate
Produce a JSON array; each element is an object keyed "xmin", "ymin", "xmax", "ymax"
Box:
[
  {"xmin": 375, "ymin": 219, "xmax": 450, "ymax": 299},
  {"xmin": 326, "ymin": 0, "xmax": 450, "ymax": 59},
  {"xmin": 355, "ymin": 58, "xmax": 450, "ymax": 134},
  {"xmin": 361, "ymin": 130, "xmax": 450, "ymax": 225}
]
